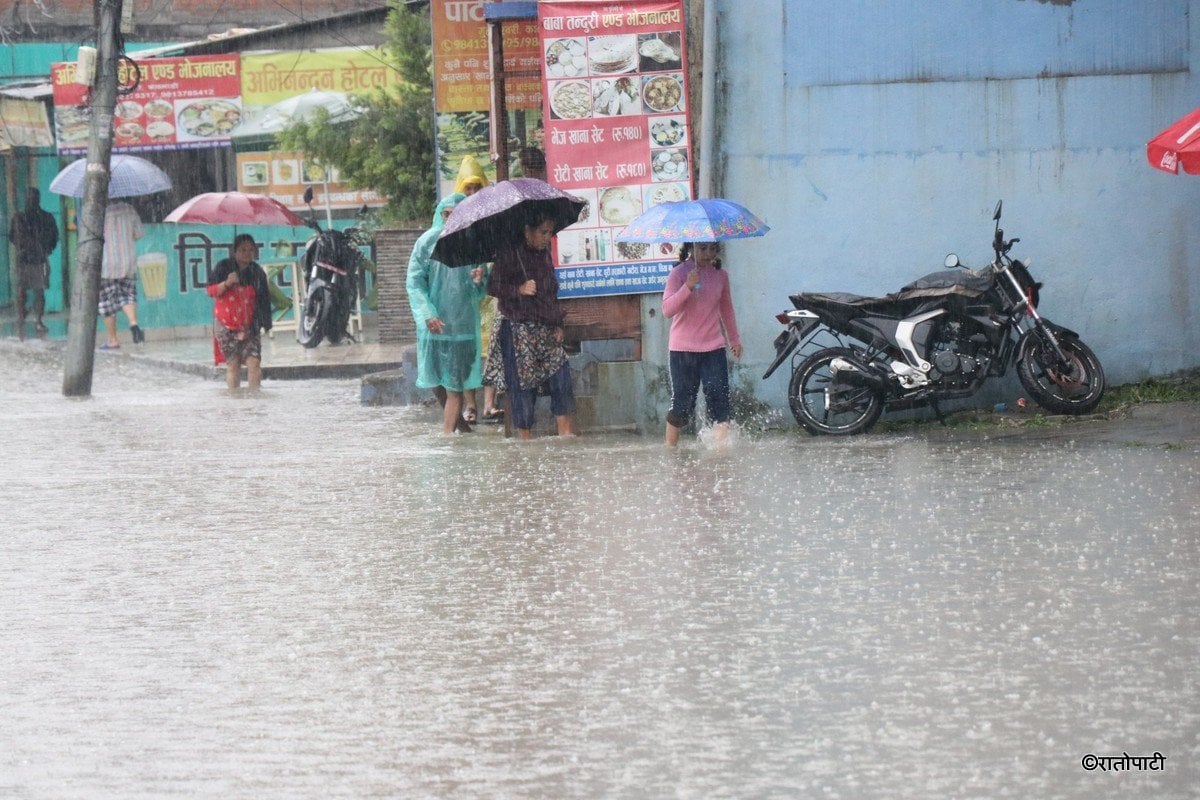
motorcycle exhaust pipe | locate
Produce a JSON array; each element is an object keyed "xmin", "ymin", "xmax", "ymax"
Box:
[{"xmin": 829, "ymin": 356, "xmax": 887, "ymax": 390}]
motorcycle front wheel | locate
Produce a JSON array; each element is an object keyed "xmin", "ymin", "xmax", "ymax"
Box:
[
  {"xmin": 298, "ymin": 282, "xmax": 332, "ymax": 348},
  {"xmin": 1017, "ymin": 334, "xmax": 1105, "ymax": 414},
  {"xmin": 788, "ymin": 347, "xmax": 884, "ymax": 435},
  {"xmin": 326, "ymin": 287, "xmax": 355, "ymax": 345}
]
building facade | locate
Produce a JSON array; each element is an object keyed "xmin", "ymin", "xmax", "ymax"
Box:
[{"xmin": 677, "ymin": 0, "xmax": 1200, "ymax": 407}]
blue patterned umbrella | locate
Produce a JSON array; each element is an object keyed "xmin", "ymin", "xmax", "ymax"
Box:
[
  {"xmin": 432, "ymin": 178, "xmax": 585, "ymax": 267},
  {"xmin": 49, "ymin": 154, "xmax": 172, "ymax": 198},
  {"xmin": 616, "ymin": 198, "xmax": 769, "ymax": 243}
]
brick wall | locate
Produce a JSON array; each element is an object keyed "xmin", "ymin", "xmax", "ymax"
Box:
[{"xmin": 373, "ymin": 227, "xmax": 424, "ymax": 345}]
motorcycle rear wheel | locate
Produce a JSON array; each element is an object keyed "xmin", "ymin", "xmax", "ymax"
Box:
[
  {"xmin": 788, "ymin": 347, "xmax": 884, "ymax": 435},
  {"xmin": 298, "ymin": 283, "xmax": 332, "ymax": 348},
  {"xmin": 1017, "ymin": 334, "xmax": 1105, "ymax": 414}
]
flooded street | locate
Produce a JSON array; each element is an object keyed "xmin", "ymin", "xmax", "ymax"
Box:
[{"xmin": 2, "ymin": 346, "xmax": 1197, "ymax": 799}]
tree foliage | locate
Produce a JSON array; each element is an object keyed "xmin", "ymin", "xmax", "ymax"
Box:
[{"xmin": 277, "ymin": 1, "xmax": 435, "ymax": 225}]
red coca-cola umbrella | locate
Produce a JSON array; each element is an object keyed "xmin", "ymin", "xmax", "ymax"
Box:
[
  {"xmin": 165, "ymin": 191, "xmax": 309, "ymax": 226},
  {"xmin": 1146, "ymin": 107, "xmax": 1200, "ymax": 174}
]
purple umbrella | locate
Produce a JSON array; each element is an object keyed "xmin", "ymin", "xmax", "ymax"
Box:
[{"xmin": 432, "ymin": 178, "xmax": 585, "ymax": 267}]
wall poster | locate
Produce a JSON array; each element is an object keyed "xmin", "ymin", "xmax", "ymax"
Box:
[{"xmin": 539, "ymin": 1, "xmax": 690, "ymax": 298}]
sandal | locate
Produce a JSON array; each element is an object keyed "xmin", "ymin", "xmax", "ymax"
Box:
[
  {"xmin": 481, "ymin": 408, "xmax": 505, "ymax": 423},
  {"xmin": 462, "ymin": 407, "xmax": 478, "ymax": 424}
]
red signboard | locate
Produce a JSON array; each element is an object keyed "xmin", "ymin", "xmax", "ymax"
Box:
[
  {"xmin": 539, "ymin": 1, "xmax": 690, "ymax": 297},
  {"xmin": 51, "ymin": 54, "xmax": 242, "ymax": 154}
]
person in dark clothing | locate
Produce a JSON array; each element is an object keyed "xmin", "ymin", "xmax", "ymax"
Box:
[
  {"xmin": 206, "ymin": 233, "xmax": 273, "ymax": 390},
  {"xmin": 486, "ymin": 211, "xmax": 576, "ymax": 439},
  {"xmin": 7, "ymin": 188, "xmax": 58, "ymax": 340}
]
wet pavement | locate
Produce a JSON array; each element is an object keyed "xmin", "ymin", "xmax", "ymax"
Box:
[
  {"xmin": 1, "ymin": 328, "xmax": 1198, "ymax": 799},
  {"xmin": 1, "ymin": 311, "xmax": 407, "ymax": 380}
]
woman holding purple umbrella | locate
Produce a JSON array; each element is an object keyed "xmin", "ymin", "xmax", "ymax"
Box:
[
  {"xmin": 487, "ymin": 210, "xmax": 576, "ymax": 440},
  {"xmin": 661, "ymin": 241, "xmax": 742, "ymax": 447}
]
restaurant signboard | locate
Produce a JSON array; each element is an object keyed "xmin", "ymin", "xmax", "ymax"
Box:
[
  {"xmin": 539, "ymin": 1, "xmax": 690, "ymax": 298},
  {"xmin": 51, "ymin": 54, "xmax": 242, "ymax": 155}
]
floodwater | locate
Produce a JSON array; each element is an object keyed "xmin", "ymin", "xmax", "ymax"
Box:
[{"xmin": 2, "ymin": 345, "xmax": 1198, "ymax": 799}]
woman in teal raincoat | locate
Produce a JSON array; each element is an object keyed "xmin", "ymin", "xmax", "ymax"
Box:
[{"xmin": 407, "ymin": 193, "xmax": 489, "ymax": 433}]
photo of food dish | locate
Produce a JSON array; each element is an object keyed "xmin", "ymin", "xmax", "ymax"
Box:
[
  {"xmin": 656, "ymin": 241, "xmax": 682, "ymax": 260},
  {"xmin": 616, "ymin": 240, "xmax": 649, "ymax": 261},
  {"xmin": 242, "ymin": 161, "xmax": 268, "ymax": 187},
  {"xmin": 272, "ymin": 159, "xmax": 299, "ymax": 185},
  {"xmin": 146, "ymin": 120, "xmax": 174, "ymax": 141},
  {"xmin": 637, "ymin": 32, "xmax": 682, "ymax": 71},
  {"xmin": 649, "ymin": 116, "xmax": 686, "ymax": 147},
  {"xmin": 592, "ymin": 77, "xmax": 640, "ymax": 117},
  {"xmin": 645, "ymin": 182, "xmax": 689, "ymax": 208},
  {"xmin": 598, "ymin": 186, "xmax": 641, "ymax": 227},
  {"xmin": 545, "ymin": 38, "xmax": 587, "ymax": 79},
  {"xmin": 115, "ymin": 100, "xmax": 143, "ymax": 120},
  {"xmin": 144, "ymin": 99, "xmax": 172, "ymax": 118},
  {"xmin": 176, "ymin": 99, "xmax": 242, "ymax": 139},
  {"xmin": 549, "ymin": 80, "xmax": 592, "ymax": 120},
  {"xmin": 115, "ymin": 121, "xmax": 144, "ymax": 141},
  {"xmin": 55, "ymin": 106, "xmax": 90, "ymax": 145},
  {"xmin": 651, "ymin": 148, "xmax": 689, "ymax": 182},
  {"xmin": 562, "ymin": 188, "xmax": 597, "ymax": 230},
  {"xmin": 643, "ymin": 74, "xmax": 684, "ymax": 114},
  {"xmin": 588, "ymin": 35, "xmax": 637, "ymax": 74},
  {"xmin": 301, "ymin": 160, "xmax": 327, "ymax": 184}
]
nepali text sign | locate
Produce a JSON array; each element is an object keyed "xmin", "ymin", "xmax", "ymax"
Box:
[
  {"xmin": 539, "ymin": 1, "xmax": 690, "ymax": 298},
  {"xmin": 433, "ymin": 0, "xmax": 542, "ymax": 113},
  {"xmin": 240, "ymin": 48, "xmax": 402, "ymax": 110},
  {"xmin": 52, "ymin": 54, "xmax": 241, "ymax": 155}
]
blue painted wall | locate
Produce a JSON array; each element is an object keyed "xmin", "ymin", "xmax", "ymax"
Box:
[{"xmin": 654, "ymin": 0, "xmax": 1200, "ymax": 407}]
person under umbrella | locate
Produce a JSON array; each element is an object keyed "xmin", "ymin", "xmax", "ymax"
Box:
[
  {"xmin": 97, "ymin": 200, "xmax": 145, "ymax": 349},
  {"xmin": 618, "ymin": 198, "xmax": 764, "ymax": 447},
  {"xmin": 662, "ymin": 241, "xmax": 743, "ymax": 448},
  {"xmin": 486, "ymin": 207, "xmax": 577, "ymax": 440},
  {"xmin": 407, "ymin": 194, "xmax": 488, "ymax": 434},
  {"xmin": 207, "ymin": 234, "xmax": 273, "ymax": 390}
]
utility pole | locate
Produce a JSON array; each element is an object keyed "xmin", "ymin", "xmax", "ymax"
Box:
[{"xmin": 62, "ymin": 0, "xmax": 122, "ymax": 397}]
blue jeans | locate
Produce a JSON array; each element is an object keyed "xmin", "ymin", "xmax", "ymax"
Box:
[
  {"xmin": 499, "ymin": 319, "xmax": 575, "ymax": 430},
  {"xmin": 667, "ymin": 348, "xmax": 730, "ymax": 427}
]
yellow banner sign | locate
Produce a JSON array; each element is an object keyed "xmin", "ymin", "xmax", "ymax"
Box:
[{"xmin": 241, "ymin": 48, "xmax": 401, "ymax": 108}]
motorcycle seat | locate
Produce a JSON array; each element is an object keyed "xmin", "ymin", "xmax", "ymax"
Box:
[
  {"xmin": 895, "ymin": 268, "xmax": 993, "ymax": 298},
  {"xmin": 791, "ymin": 291, "xmax": 894, "ymax": 310}
]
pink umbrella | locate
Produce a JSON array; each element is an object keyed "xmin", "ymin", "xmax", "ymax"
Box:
[
  {"xmin": 1146, "ymin": 107, "xmax": 1200, "ymax": 174},
  {"xmin": 165, "ymin": 191, "xmax": 309, "ymax": 226}
]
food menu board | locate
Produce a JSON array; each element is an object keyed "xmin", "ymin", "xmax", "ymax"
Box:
[
  {"xmin": 51, "ymin": 55, "xmax": 242, "ymax": 155},
  {"xmin": 539, "ymin": 1, "xmax": 690, "ymax": 298}
]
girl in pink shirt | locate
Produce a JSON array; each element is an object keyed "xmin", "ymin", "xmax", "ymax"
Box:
[{"xmin": 661, "ymin": 241, "xmax": 742, "ymax": 446}]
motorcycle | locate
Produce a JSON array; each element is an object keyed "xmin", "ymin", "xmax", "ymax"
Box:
[
  {"xmin": 296, "ymin": 187, "xmax": 371, "ymax": 348},
  {"xmin": 762, "ymin": 200, "xmax": 1105, "ymax": 435}
]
